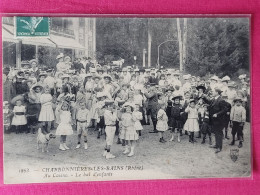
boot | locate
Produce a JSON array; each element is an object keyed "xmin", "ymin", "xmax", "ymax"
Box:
[
  {"xmin": 196, "ymin": 131, "xmax": 201, "ymax": 138},
  {"xmin": 59, "ymin": 144, "xmax": 66, "ymax": 151},
  {"xmin": 63, "ymin": 143, "xmax": 70, "ymax": 150},
  {"xmin": 123, "ymin": 146, "xmax": 130, "ymax": 154},
  {"xmin": 127, "ymin": 147, "xmax": 134, "ymax": 157},
  {"xmin": 84, "ymin": 142, "xmax": 88, "ymax": 150},
  {"xmin": 122, "ymin": 139, "xmax": 126, "ymax": 146},
  {"xmin": 209, "ymin": 137, "xmax": 212, "ymax": 145},
  {"xmin": 76, "ymin": 143, "xmax": 81, "ymax": 149},
  {"xmin": 117, "ymin": 138, "xmax": 122, "ymax": 144},
  {"xmin": 201, "ymin": 137, "xmax": 206, "ymax": 144},
  {"xmin": 189, "ymin": 135, "xmax": 192, "ymax": 142},
  {"xmin": 138, "ymin": 131, "xmax": 141, "ymax": 136},
  {"xmin": 32, "ymin": 128, "xmax": 36, "ymax": 134},
  {"xmin": 230, "ymin": 140, "xmax": 235, "ymax": 146},
  {"xmin": 192, "ymin": 133, "xmax": 196, "ymax": 142},
  {"xmin": 180, "ymin": 129, "xmax": 183, "ymax": 136},
  {"xmin": 177, "ymin": 134, "xmax": 181, "ymax": 143},
  {"xmin": 146, "ymin": 118, "xmax": 150, "ymax": 125},
  {"xmin": 161, "ymin": 137, "xmax": 167, "ymax": 143},
  {"xmin": 97, "ymin": 131, "xmax": 101, "ymax": 139},
  {"xmin": 225, "ymin": 131, "xmax": 230, "ymax": 139},
  {"xmin": 169, "ymin": 134, "xmax": 174, "ymax": 142},
  {"xmin": 185, "ymin": 131, "xmax": 188, "ymax": 135},
  {"xmin": 238, "ymin": 141, "xmax": 243, "ymax": 148}
]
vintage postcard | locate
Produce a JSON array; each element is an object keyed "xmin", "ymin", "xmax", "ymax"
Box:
[{"xmin": 2, "ymin": 16, "xmax": 251, "ymax": 184}]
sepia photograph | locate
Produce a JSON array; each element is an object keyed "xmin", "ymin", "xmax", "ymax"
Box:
[{"xmin": 2, "ymin": 16, "xmax": 251, "ymax": 184}]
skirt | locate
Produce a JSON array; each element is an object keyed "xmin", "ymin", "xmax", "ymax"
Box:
[
  {"xmin": 156, "ymin": 120, "xmax": 168, "ymax": 132},
  {"xmin": 39, "ymin": 104, "xmax": 55, "ymax": 122},
  {"xmin": 134, "ymin": 121, "xmax": 143, "ymax": 131},
  {"xmin": 125, "ymin": 126, "xmax": 139, "ymax": 141},
  {"xmin": 56, "ymin": 123, "xmax": 73, "ymax": 135},
  {"xmin": 12, "ymin": 115, "xmax": 27, "ymax": 126},
  {"xmin": 184, "ymin": 118, "xmax": 199, "ymax": 132}
]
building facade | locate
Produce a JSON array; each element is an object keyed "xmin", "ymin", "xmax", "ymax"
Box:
[{"xmin": 2, "ymin": 17, "xmax": 96, "ymax": 68}]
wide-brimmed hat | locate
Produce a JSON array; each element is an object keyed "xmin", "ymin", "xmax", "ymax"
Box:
[
  {"xmin": 103, "ymin": 74, "xmax": 112, "ymax": 80},
  {"xmin": 210, "ymin": 75, "xmax": 219, "ymax": 81},
  {"xmin": 21, "ymin": 60, "xmax": 30, "ymax": 67},
  {"xmin": 93, "ymin": 74, "xmax": 101, "ymax": 80},
  {"xmin": 56, "ymin": 53, "xmax": 64, "ymax": 59},
  {"xmin": 64, "ymin": 56, "xmax": 71, "ymax": 61},
  {"xmin": 38, "ymin": 72, "xmax": 47, "ymax": 77},
  {"xmin": 11, "ymin": 95, "xmax": 24, "ymax": 105},
  {"xmin": 85, "ymin": 73, "xmax": 92, "ymax": 78},
  {"xmin": 196, "ymin": 85, "xmax": 206, "ymax": 92},
  {"xmin": 172, "ymin": 95, "xmax": 183, "ymax": 101},
  {"xmin": 122, "ymin": 102, "xmax": 135, "ymax": 109},
  {"xmin": 228, "ymin": 82, "xmax": 236, "ymax": 88},
  {"xmin": 32, "ymin": 84, "xmax": 43, "ymax": 91},
  {"xmin": 214, "ymin": 88, "xmax": 223, "ymax": 94},
  {"xmin": 189, "ymin": 99, "xmax": 196, "ymax": 103},
  {"xmin": 233, "ymin": 97, "xmax": 243, "ymax": 103},
  {"xmin": 96, "ymin": 92, "xmax": 107, "ymax": 98},
  {"xmin": 221, "ymin": 76, "xmax": 230, "ymax": 82},
  {"xmin": 61, "ymin": 74, "xmax": 70, "ymax": 79},
  {"xmin": 29, "ymin": 59, "xmax": 38, "ymax": 65}
]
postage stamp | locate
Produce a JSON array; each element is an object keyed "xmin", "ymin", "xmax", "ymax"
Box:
[{"xmin": 15, "ymin": 17, "xmax": 50, "ymax": 37}]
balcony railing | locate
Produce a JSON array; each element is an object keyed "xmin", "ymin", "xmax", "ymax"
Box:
[{"xmin": 50, "ymin": 24, "xmax": 75, "ymax": 38}]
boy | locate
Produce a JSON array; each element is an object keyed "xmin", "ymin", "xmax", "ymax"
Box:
[
  {"xmin": 103, "ymin": 100, "xmax": 118, "ymax": 159},
  {"xmin": 75, "ymin": 101, "xmax": 90, "ymax": 149},
  {"xmin": 222, "ymin": 95, "xmax": 232, "ymax": 139},
  {"xmin": 230, "ymin": 98, "xmax": 246, "ymax": 148},
  {"xmin": 169, "ymin": 95, "xmax": 184, "ymax": 142}
]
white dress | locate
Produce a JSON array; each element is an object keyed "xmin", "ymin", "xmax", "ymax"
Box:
[
  {"xmin": 38, "ymin": 94, "xmax": 55, "ymax": 122},
  {"xmin": 12, "ymin": 106, "xmax": 27, "ymax": 126},
  {"xmin": 133, "ymin": 111, "xmax": 143, "ymax": 131},
  {"xmin": 156, "ymin": 109, "xmax": 168, "ymax": 131},
  {"xmin": 56, "ymin": 111, "xmax": 73, "ymax": 135},
  {"xmin": 183, "ymin": 107, "xmax": 199, "ymax": 132}
]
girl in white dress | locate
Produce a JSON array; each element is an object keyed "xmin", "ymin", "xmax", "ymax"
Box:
[
  {"xmin": 12, "ymin": 99, "xmax": 27, "ymax": 134},
  {"xmin": 156, "ymin": 103, "xmax": 168, "ymax": 143},
  {"xmin": 133, "ymin": 104, "xmax": 143, "ymax": 136},
  {"xmin": 56, "ymin": 101, "xmax": 74, "ymax": 151},
  {"xmin": 183, "ymin": 99, "xmax": 199, "ymax": 143},
  {"xmin": 38, "ymin": 86, "xmax": 55, "ymax": 133}
]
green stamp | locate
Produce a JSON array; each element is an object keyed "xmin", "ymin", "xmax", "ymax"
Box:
[{"xmin": 15, "ymin": 17, "xmax": 50, "ymax": 37}]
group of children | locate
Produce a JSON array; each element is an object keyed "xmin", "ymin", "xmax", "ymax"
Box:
[{"xmin": 3, "ymin": 56, "xmax": 249, "ymax": 158}]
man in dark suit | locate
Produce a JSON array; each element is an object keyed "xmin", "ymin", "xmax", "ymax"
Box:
[{"xmin": 204, "ymin": 88, "xmax": 228, "ymax": 153}]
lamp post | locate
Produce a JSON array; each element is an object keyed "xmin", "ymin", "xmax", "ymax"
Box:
[
  {"xmin": 157, "ymin": 40, "xmax": 177, "ymax": 69},
  {"xmin": 142, "ymin": 49, "xmax": 147, "ymax": 68}
]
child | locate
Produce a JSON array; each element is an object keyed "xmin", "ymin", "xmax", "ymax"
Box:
[
  {"xmin": 3, "ymin": 101, "xmax": 12, "ymax": 133},
  {"xmin": 38, "ymin": 86, "xmax": 55, "ymax": 133},
  {"xmin": 184, "ymin": 99, "xmax": 199, "ymax": 143},
  {"xmin": 222, "ymin": 95, "xmax": 232, "ymax": 140},
  {"xmin": 75, "ymin": 101, "xmax": 90, "ymax": 149},
  {"xmin": 230, "ymin": 98, "xmax": 246, "ymax": 148},
  {"xmin": 96, "ymin": 92, "xmax": 107, "ymax": 139},
  {"xmin": 156, "ymin": 103, "xmax": 168, "ymax": 143},
  {"xmin": 11, "ymin": 97, "xmax": 27, "ymax": 134},
  {"xmin": 121, "ymin": 103, "xmax": 138, "ymax": 157},
  {"xmin": 133, "ymin": 104, "xmax": 143, "ymax": 136},
  {"xmin": 56, "ymin": 101, "xmax": 74, "ymax": 151},
  {"xmin": 169, "ymin": 95, "xmax": 184, "ymax": 142},
  {"xmin": 199, "ymin": 104, "xmax": 212, "ymax": 145},
  {"xmin": 196, "ymin": 97, "xmax": 204, "ymax": 138},
  {"xmin": 103, "ymin": 100, "xmax": 118, "ymax": 159}
]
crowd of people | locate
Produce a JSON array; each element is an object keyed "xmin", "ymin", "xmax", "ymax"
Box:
[{"xmin": 3, "ymin": 53, "xmax": 250, "ymax": 159}]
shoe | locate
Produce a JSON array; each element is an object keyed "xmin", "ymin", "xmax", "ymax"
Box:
[
  {"xmin": 84, "ymin": 143, "xmax": 88, "ymax": 150},
  {"xmin": 123, "ymin": 147, "xmax": 130, "ymax": 154},
  {"xmin": 238, "ymin": 141, "xmax": 243, "ymax": 148},
  {"xmin": 106, "ymin": 153, "xmax": 116, "ymax": 159},
  {"xmin": 59, "ymin": 144, "xmax": 66, "ymax": 151},
  {"xmin": 128, "ymin": 151, "xmax": 134, "ymax": 157},
  {"xmin": 209, "ymin": 137, "xmax": 212, "ymax": 145},
  {"xmin": 97, "ymin": 132, "xmax": 101, "ymax": 139},
  {"xmin": 76, "ymin": 144, "xmax": 81, "ymax": 149},
  {"xmin": 161, "ymin": 138, "xmax": 167, "ymax": 143},
  {"xmin": 117, "ymin": 138, "xmax": 122, "ymax": 144},
  {"xmin": 201, "ymin": 139, "xmax": 205, "ymax": 144},
  {"xmin": 177, "ymin": 136, "xmax": 181, "ymax": 143},
  {"xmin": 103, "ymin": 150, "xmax": 107, "ymax": 157},
  {"xmin": 225, "ymin": 136, "xmax": 230, "ymax": 140},
  {"xmin": 210, "ymin": 145, "xmax": 217, "ymax": 148},
  {"xmin": 169, "ymin": 135, "xmax": 174, "ymax": 142},
  {"xmin": 63, "ymin": 144, "xmax": 70, "ymax": 150},
  {"xmin": 215, "ymin": 148, "xmax": 221, "ymax": 153},
  {"xmin": 229, "ymin": 140, "xmax": 235, "ymax": 146},
  {"xmin": 189, "ymin": 135, "xmax": 192, "ymax": 143}
]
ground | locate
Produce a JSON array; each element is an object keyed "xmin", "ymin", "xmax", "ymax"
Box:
[{"xmin": 4, "ymin": 123, "xmax": 251, "ymax": 184}]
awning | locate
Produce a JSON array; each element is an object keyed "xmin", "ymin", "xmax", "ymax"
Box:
[
  {"xmin": 22, "ymin": 38, "xmax": 56, "ymax": 47},
  {"xmin": 50, "ymin": 34, "xmax": 85, "ymax": 50},
  {"xmin": 2, "ymin": 24, "xmax": 18, "ymax": 43}
]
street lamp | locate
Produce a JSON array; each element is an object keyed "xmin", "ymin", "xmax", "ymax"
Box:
[
  {"xmin": 143, "ymin": 49, "xmax": 147, "ymax": 68},
  {"xmin": 157, "ymin": 40, "xmax": 177, "ymax": 69}
]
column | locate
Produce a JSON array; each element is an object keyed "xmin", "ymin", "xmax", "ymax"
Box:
[{"xmin": 16, "ymin": 40, "xmax": 22, "ymax": 68}]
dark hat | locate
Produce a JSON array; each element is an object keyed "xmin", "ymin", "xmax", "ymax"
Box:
[
  {"xmin": 172, "ymin": 95, "xmax": 182, "ymax": 100},
  {"xmin": 139, "ymin": 68, "xmax": 145, "ymax": 73},
  {"xmin": 17, "ymin": 70, "xmax": 24, "ymax": 76},
  {"xmin": 150, "ymin": 83, "xmax": 156, "ymax": 86},
  {"xmin": 46, "ymin": 69, "xmax": 53, "ymax": 73},
  {"xmin": 39, "ymin": 72, "xmax": 47, "ymax": 77},
  {"xmin": 104, "ymin": 100, "xmax": 114, "ymax": 106},
  {"xmin": 32, "ymin": 84, "xmax": 43, "ymax": 91},
  {"xmin": 189, "ymin": 99, "xmax": 196, "ymax": 103},
  {"xmin": 233, "ymin": 97, "xmax": 243, "ymax": 103},
  {"xmin": 196, "ymin": 85, "xmax": 206, "ymax": 92},
  {"xmin": 214, "ymin": 88, "xmax": 223, "ymax": 94}
]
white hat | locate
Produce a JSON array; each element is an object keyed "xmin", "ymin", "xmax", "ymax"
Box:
[
  {"xmin": 56, "ymin": 53, "xmax": 64, "ymax": 59},
  {"xmin": 145, "ymin": 69, "xmax": 151, "ymax": 72},
  {"xmin": 103, "ymin": 74, "xmax": 112, "ymax": 80},
  {"xmin": 239, "ymin": 74, "xmax": 246, "ymax": 79},
  {"xmin": 90, "ymin": 68, "xmax": 96, "ymax": 73},
  {"xmin": 211, "ymin": 75, "xmax": 219, "ymax": 81},
  {"xmin": 183, "ymin": 75, "xmax": 189, "ymax": 80},
  {"xmin": 221, "ymin": 76, "xmax": 230, "ymax": 82}
]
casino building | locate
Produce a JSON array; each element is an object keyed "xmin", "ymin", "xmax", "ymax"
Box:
[{"xmin": 2, "ymin": 17, "xmax": 96, "ymax": 68}]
